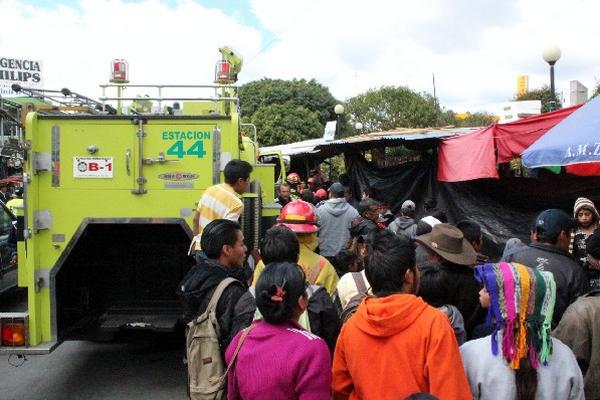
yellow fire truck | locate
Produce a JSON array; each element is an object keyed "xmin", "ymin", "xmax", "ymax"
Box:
[{"xmin": 0, "ymin": 47, "xmax": 278, "ymax": 354}]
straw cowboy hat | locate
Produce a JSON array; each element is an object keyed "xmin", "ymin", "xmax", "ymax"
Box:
[{"xmin": 416, "ymin": 223, "xmax": 477, "ymax": 266}]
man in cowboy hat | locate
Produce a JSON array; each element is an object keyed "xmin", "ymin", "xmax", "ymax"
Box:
[{"xmin": 416, "ymin": 223, "xmax": 480, "ymax": 335}]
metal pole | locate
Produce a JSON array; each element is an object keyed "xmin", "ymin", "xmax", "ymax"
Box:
[
  {"xmin": 336, "ymin": 114, "xmax": 341, "ymax": 137},
  {"xmin": 549, "ymin": 62, "xmax": 556, "ymax": 111},
  {"xmin": 550, "ymin": 63, "xmax": 556, "ymax": 100}
]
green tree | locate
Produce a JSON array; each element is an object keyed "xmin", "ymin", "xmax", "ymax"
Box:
[
  {"xmin": 514, "ymin": 85, "xmax": 561, "ymax": 113},
  {"xmin": 250, "ymin": 102, "xmax": 324, "ymax": 147},
  {"xmin": 239, "ymin": 78, "xmax": 338, "ymax": 126},
  {"xmin": 454, "ymin": 112, "xmax": 496, "ymax": 127},
  {"xmin": 438, "ymin": 109, "xmax": 457, "ymax": 127},
  {"xmin": 238, "ymin": 78, "xmax": 342, "ymax": 145},
  {"xmin": 345, "ymin": 86, "xmax": 439, "ymax": 133},
  {"xmin": 592, "ymin": 81, "xmax": 600, "ymax": 98}
]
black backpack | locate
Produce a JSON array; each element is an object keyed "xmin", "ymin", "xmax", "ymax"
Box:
[{"xmin": 339, "ymin": 272, "xmax": 369, "ymax": 324}]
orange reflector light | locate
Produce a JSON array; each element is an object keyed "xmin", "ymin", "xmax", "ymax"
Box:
[{"xmin": 2, "ymin": 321, "xmax": 26, "ymax": 346}]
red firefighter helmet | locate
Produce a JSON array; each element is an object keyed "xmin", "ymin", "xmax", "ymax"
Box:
[
  {"xmin": 277, "ymin": 200, "xmax": 319, "ymax": 233},
  {"xmin": 286, "ymin": 172, "xmax": 301, "ymax": 185}
]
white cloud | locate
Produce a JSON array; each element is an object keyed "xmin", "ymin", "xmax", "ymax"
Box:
[
  {"xmin": 247, "ymin": 0, "xmax": 600, "ymax": 111},
  {"xmin": 1, "ymin": 0, "xmax": 599, "ymax": 113},
  {"xmin": 0, "ymin": 0, "xmax": 263, "ymax": 102}
]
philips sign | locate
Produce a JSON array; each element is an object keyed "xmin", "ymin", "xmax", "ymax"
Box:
[{"xmin": 0, "ymin": 57, "xmax": 44, "ymax": 96}]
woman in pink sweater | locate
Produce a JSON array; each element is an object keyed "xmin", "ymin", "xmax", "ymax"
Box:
[{"xmin": 225, "ymin": 261, "xmax": 331, "ymax": 400}]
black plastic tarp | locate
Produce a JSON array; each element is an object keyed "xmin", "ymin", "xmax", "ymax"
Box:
[{"xmin": 345, "ymin": 150, "xmax": 600, "ymax": 258}]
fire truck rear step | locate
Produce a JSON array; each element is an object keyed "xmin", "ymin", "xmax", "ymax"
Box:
[{"xmin": 99, "ymin": 303, "xmax": 181, "ymax": 332}]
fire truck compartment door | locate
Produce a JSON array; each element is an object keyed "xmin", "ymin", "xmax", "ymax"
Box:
[
  {"xmin": 142, "ymin": 124, "xmax": 215, "ymax": 191},
  {"xmin": 59, "ymin": 122, "xmax": 135, "ymax": 190}
]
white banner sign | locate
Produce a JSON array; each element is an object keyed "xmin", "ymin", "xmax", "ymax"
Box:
[{"xmin": 0, "ymin": 57, "xmax": 44, "ymax": 97}]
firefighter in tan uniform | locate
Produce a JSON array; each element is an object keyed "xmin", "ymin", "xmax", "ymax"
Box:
[{"xmin": 253, "ymin": 200, "xmax": 339, "ymax": 295}]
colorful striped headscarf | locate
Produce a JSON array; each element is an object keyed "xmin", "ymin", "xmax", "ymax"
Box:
[{"xmin": 475, "ymin": 262, "xmax": 556, "ymax": 369}]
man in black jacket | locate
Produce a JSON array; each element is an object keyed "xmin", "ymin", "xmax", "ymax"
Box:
[
  {"xmin": 178, "ymin": 219, "xmax": 252, "ymax": 354},
  {"xmin": 416, "ymin": 223, "xmax": 480, "ymax": 336},
  {"xmin": 505, "ymin": 209, "xmax": 589, "ymax": 327},
  {"xmin": 349, "ymin": 199, "xmax": 383, "ymax": 238}
]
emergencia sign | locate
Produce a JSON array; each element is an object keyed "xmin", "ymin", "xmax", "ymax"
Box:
[{"xmin": 0, "ymin": 56, "xmax": 44, "ymax": 96}]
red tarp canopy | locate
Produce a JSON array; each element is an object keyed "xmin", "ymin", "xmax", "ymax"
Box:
[{"xmin": 437, "ymin": 105, "xmax": 583, "ymax": 182}]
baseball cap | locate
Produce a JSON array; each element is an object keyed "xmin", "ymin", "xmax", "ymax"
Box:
[
  {"xmin": 401, "ymin": 200, "xmax": 416, "ymax": 211},
  {"xmin": 535, "ymin": 209, "xmax": 575, "ymax": 238},
  {"xmin": 328, "ymin": 182, "xmax": 345, "ymax": 197}
]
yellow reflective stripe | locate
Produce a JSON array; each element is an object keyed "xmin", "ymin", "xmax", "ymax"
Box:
[{"xmin": 285, "ymin": 214, "xmax": 307, "ymax": 221}]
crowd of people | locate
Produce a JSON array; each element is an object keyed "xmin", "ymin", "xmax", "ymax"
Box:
[{"xmin": 180, "ymin": 160, "xmax": 600, "ymax": 400}]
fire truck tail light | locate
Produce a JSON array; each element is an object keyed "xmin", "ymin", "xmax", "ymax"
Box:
[{"xmin": 1, "ymin": 318, "xmax": 27, "ymax": 346}]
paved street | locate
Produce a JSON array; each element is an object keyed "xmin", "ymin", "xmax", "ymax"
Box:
[{"xmin": 1, "ymin": 290, "xmax": 188, "ymax": 400}]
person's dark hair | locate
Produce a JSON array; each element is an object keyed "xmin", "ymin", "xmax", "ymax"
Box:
[
  {"xmin": 201, "ymin": 219, "xmax": 242, "ymax": 259},
  {"xmin": 417, "ymin": 261, "xmax": 450, "ymax": 308},
  {"xmin": 365, "ymin": 229, "xmax": 415, "ymax": 296},
  {"xmin": 255, "ymin": 262, "xmax": 306, "ymax": 324},
  {"xmin": 334, "ymin": 249, "xmax": 359, "ymax": 275},
  {"xmin": 300, "ymin": 189, "xmax": 314, "ymax": 204},
  {"xmin": 456, "ymin": 220, "xmax": 482, "ymax": 245},
  {"xmin": 416, "ymin": 220, "xmax": 433, "ymax": 236},
  {"xmin": 224, "ymin": 159, "xmax": 253, "ymax": 185},
  {"xmin": 536, "ymin": 229, "xmax": 559, "ymax": 245},
  {"xmin": 530, "ymin": 215, "xmax": 538, "ymax": 233},
  {"xmin": 536, "ymin": 228, "xmax": 559, "ymax": 244},
  {"xmin": 338, "ymin": 173, "xmax": 350, "ymax": 187},
  {"xmin": 423, "ymin": 198, "xmax": 437, "ymax": 211},
  {"xmin": 279, "ymin": 182, "xmax": 291, "ymax": 190},
  {"xmin": 260, "ymin": 226, "xmax": 299, "ymax": 265},
  {"xmin": 405, "ymin": 393, "xmax": 439, "ymax": 400},
  {"xmin": 401, "ymin": 207, "xmax": 415, "ymax": 218},
  {"xmin": 515, "ymin": 357, "xmax": 538, "ymax": 400}
]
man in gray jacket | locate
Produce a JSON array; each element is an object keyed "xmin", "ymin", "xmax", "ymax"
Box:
[
  {"xmin": 388, "ymin": 200, "xmax": 417, "ymax": 240},
  {"xmin": 316, "ymin": 182, "xmax": 359, "ymax": 261}
]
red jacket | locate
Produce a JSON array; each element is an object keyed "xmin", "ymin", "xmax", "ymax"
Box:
[{"xmin": 332, "ymin": 294, "xmax": 471, "ymax": 400}]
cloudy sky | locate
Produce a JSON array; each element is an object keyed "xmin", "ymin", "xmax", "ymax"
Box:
[{"xmin": 1, "ymin": 0, "xmax": 598, "ymax": 113}]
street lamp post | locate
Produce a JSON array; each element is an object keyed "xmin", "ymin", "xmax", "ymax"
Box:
[
  {"xmin": 334, "ymin": 103, "xmax": 344, "ymax": 137},
  {"xmin": 542, "ymin": 45, "xmax": 561, "ymax": 111}
]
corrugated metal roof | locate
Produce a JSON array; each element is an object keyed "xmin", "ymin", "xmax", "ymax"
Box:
[
  {"xmin": 258, "ymin": 127, "xmax": 479, "ymax": 158},
  {"xmin": 259, "ymin": 138, "xmax": 327, "ymax": 157},
  {"xmin": 318, "ymin": 127, "xmax": 477, "ymax": 147}
]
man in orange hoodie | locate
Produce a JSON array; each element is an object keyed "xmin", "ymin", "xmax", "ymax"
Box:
[{"xmin": 331, "ymin": 230, "xmax": 472, "ymax": 400}]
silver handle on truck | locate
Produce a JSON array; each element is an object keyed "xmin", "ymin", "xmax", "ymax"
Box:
[
  {"xmin": 126, "ymin": 149, "xmax": 131, "ymax": 176},
  {"xmin": 142, "ymin": 151, "xmax": 180, "ymax": 165},
  {"xmin": 131, "ymin": 119, "xmax": 147, "ymax": 195}
]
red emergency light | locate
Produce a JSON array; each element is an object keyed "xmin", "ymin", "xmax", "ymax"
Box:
[
  {"xmin": 110, "ymin": 59, "xmax": 129, "ymax": 83},
  {"xmin": 215, "ymin": 60, "xmax": 232, "ymax": 84},
  {"xmin": 1, "ymin": 318, "xmax": 27, "ymax": 346}
]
